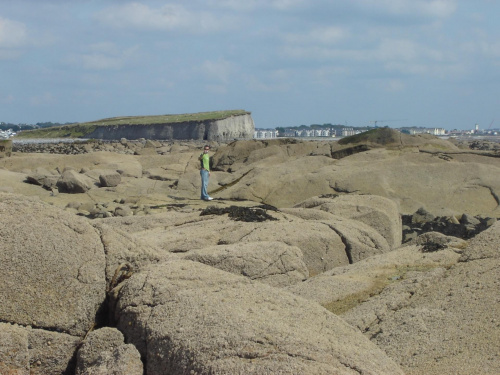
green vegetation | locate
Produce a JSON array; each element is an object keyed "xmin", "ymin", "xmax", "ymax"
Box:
[
  {"xmin": 322, "ymin": 264, "xmax": 445, "ymax": 315},
  {"xmin": 15, "ymin": 124, "xmax": 99, "ymax": 139},
  {"xmin": 15, "ymin": 110, "xmax": 250, "ymax": 139},
  {"xmin": 79, "ymin": 110, "xmax": 249, "ymax": 126},
  {"xmin": 338, "ymin": 127, "xmax": 400, "ymax": 146}
]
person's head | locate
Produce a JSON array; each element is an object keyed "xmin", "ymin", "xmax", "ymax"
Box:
[{"xmin": 203, "ymin": 145, "xmax": 210, "ymax": 153}]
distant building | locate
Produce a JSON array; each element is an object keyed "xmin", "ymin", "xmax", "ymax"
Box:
[
  {"xmin": 293, "ymin": 128, "xmax": 335, "ymax": 137},
  {"xmin": 254, "ymin": 129, "xmax": 278, "ymax": 139},
  {"xmin": 402, "ymin": 127, "xmax": 446, "ymax": 136},
  {"xmin": 0, "ymin": 129, "xmax": 16, "ymax": 139},
  {"xmin": 341, "ymin": 127, "xmax": 356, "ymax": 137}
]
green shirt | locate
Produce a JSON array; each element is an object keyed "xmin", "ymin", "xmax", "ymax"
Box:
[{"xmin": 200, "ymin": 153, "xmax": 210, "ymax": 171}]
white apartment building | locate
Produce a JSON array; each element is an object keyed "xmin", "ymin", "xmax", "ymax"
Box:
[
  {"xmin": 405, "ymin": 127, "xmax": 446, "ymax": 136},
  {"xmin": 341, "ymin": 127, "xmax": 356, "ymax": 137},
  {"xmin": 254, "ymin": 129, "xmax": 279, "ymax": 139}
]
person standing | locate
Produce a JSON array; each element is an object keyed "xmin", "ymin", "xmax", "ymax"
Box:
[{"xmin": 199, "ymin": 145, "xmax": 213, "ymax": 201}]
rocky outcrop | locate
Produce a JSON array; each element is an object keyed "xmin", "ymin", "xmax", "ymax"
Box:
[
  {"xmin": 110, "ymin": 259, "xmax": 404, "ymax": 374},
  {"xmin": 2, "ymin": 136, "xmax": 500, "ymax": 375},
  {"xmin": 342, "ymin": 222, "xmax": 500, "ymax": 374}
]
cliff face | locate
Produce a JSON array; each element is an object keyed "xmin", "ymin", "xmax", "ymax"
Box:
[{"xmin": 84, "ymin": 113, "xmax": 255, "ymax": 141}]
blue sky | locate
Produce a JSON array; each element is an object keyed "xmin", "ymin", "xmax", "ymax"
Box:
[{"xmin": 1, "ymin": 0, "xmax": 499, "ymax": 130}]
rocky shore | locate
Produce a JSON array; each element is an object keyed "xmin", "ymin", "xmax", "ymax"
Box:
[{"xmin": 1, "ymin": 130, "xmax": 499, "ymax": 374}]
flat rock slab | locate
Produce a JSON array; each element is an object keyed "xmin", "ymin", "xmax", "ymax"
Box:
[
  {"xmin": 182, "ymin": 241, "xmax": 308, "ymax": 287},
  {"xmin": 111, "ymin": 259, "xmax": 404, "ymax": 374}
]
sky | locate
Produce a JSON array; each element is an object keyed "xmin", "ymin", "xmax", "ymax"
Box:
[{"xmin": 1, "ymin": 0, "xmax": 499, "ymax": 130}]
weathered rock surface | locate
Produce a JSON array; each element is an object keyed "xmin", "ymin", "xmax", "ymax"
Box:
[
  {"xmin": 118, "ymin": 209, "xmax": 351, "ymax": 276},
  {"xmin": 1, "ymin": 135, "xmax": 499, "ymax": 375},
  {"xmin": 0, "ymin": 193, "xmax": 106, "ymax": 336},
  {"xmin": 91, "ymin": 222, "xmax": 173, "ymax": 289},
  {"xmin": 0, "ymin": 322, "xmax": 81, "ymax": 375},
  {"xmin": 280, "ymin": 207, "xmax": 393, "ymax": 263},
  {"xmin": 76, "ymin": 327, "xmax": 143, "ymax": 375},
  {"xmin": 182, "ymin": 241, "xmax": 308, "ymax": 287},
  {"xmin": 295, "ymin": 194, "xmax": 402, "ymax": 249},
  {"xmin": 343, "ymin": 222, "xmax": 500, "ymax": 375},
  {"xmin": 206, "ymin": 138, "xmax": 500, "ymax": 215},
  {"xmin": 111, "ymin": 259, "xmax": 404, "ymax": 374},
  {"xmin": 287, "ymin": 242, "xmax": 460, "ymax": 314}
]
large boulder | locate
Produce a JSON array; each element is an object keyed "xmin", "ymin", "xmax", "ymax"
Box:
[
  {"xmin": 25, "ymin": 167, "xmax": 60, "ymax": 190},
  {"xmin": 228, "ymin": 220, "xmax": 350, "ymax": 276},
  {"xmin": 280, "ymin": 207, "xmax": 392, "ymax": 263},
  {"xmin": 98, "ymin": 171, "xmax": 123, "ymax": 187},
  {"xmin": 0, "ymin": 193, "xmax": 106, "ymax": 336},
  {"xmin": 76, "ymin": 327, "xmax": 143, "ymax": 375},
  {"xmin": 0, "ymin": 322, "xmax": 80, "ymax": 375},
  {"xmin": 57, "ymin": 169, "xmax": 94, "ymax": 193},
  {"xmin": 111, "ymin": 259, "xmax": 404, "ymax": 374},
  {"xmin": 295, "ymin": 194, "xmax": 402, "ymax": 249}
]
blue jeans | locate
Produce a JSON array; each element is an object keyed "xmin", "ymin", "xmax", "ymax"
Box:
[{"xmin": 200, "ymin": 169, "xmax": 209, "ymax": 200}]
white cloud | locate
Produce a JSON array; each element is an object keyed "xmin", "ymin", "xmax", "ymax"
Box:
[
  {"xmin": 357, "ymin": 0, "xmax": 457, "ymax": 18},
  {"xmin": 200, "ymin": 59, "xmax": 236, "ymax": 84},
  {"xmin": 206, "ymin": 0, "xmax": 306, "ymax": 11},
  {"xmin": 376, "ymin": 39, "xmax": 420, "ymax": 61},
  {"xmin": 95, "ymin": 3, "xmax": 233, "ymax": 32},
  {"xmin": 245, "ymin": 69, "xmax": 293, "ymax": 92},
  {"xmin": 0, "ymin": 17, "xmax": 27, "ymax": 48},
  {"xmin": 285, "ymin": 26, "xmax": 348, "ymax": 45},
  {"xmin": 205, "ymin": 84, "xmax": 228, "ymax": 94},
  {"xmin": 1, "ymin": 94, "xmax": 15, "ymax": 104},
  {"xmin": 29, "ymin": 92, "xmax": 56, "ymax": 107},
  {"xmin": 66, "ymin": 44, "xmax": 140, "ymax": 71},
  {"xmin": 81, "ymin": 54, "xmax": 123, "ymax": 70},
  {"xmin": 384, "ymin": 79, "xmax": 406, "ymax": 92}
]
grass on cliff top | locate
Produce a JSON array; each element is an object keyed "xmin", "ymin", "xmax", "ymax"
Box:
[
  {"xmin": 14, "ymin": 124, "xmax": 99, "ymax": 139},
  {"xmin": 15, "ymin": 109, "xmax": 250, "ymax": 139},
  {"xmin": 80, "ymin": 109, "xmax": 250, "ymax": 126}
]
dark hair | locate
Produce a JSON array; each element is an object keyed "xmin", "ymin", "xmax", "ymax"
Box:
[{"xmin": 204, "ymin": 145, "xmax": 210, "ymax": 149}]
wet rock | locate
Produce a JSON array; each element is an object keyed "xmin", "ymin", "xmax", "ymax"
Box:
[{"xmin": 200, "ymin": 205, "xmax": 278, "ymax": 222}]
